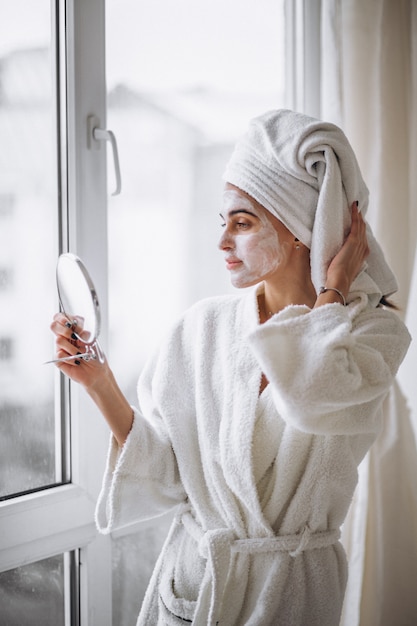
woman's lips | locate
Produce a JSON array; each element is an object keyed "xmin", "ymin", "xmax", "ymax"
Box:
[{"xmin": 225, "ymin": 257, "xmax": 242, "ymax": 270}]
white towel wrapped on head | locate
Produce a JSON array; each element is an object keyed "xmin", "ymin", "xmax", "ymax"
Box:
[{"xmin": 223, "ymin": 109, "xmax": 397, "ymax": 305}]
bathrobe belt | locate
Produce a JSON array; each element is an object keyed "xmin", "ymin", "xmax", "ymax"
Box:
[{"xmin": 180, "ymin": 508, "xmax": 341, "ymax": 626}]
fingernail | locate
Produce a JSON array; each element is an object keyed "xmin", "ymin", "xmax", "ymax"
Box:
[
  {"xmin": 75, "ymin": 359, "xmax": 81, "ymax": 365},
  {"xmin": 71, "ymin": 332, "xmax": 78, "ymax": 340}
]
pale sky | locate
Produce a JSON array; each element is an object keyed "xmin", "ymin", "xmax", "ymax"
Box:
[
  {"xmin": 0, "ymin": 2, "xmax": 50, "ymax": 55},
  {"xmin": 106, "ymin": 0, "xmax": 285, "ymax": 92},
  {"xmin": 1, "ymin": 0, "xmax": 285, "ymax": 94}
]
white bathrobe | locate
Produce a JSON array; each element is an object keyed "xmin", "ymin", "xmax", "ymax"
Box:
[{"xmin": 96, "ymin": 284, "xmax": 410, "ymax": 626}]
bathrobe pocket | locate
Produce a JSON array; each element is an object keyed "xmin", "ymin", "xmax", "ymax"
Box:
[
  {"xmin": 158, "ymin": 522, "xmax": 205, "ymax": 623},
  {"xmin": 159, "ymin": 571, "xmax": 196, "ymax": 624}
]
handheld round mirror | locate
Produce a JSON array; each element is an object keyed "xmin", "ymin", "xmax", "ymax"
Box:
[
  {"xmin": 46, "ymin": 253, "xmax": 104, "ymax": 364},
  {"xmin": 57, "ymin": 253, "xmax": 100, "ymax": 344}
]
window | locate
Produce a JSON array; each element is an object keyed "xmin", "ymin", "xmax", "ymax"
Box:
[
  {"xmin": 0, "ymin": 0, "xmax": 61, "ymax": 499},
  {"xmin": 0, "ymin": 553, "xmax": 69, "ymax": 626},
  {"xmin": 0, "ymin": 1, "xmax": 111, "ymax": 623},
  {"xmin": 106, "ymin": 0, "xmax": 286, "ymax": 622}
]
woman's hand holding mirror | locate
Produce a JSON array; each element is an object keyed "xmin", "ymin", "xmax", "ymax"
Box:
[
  {"xmin": 45, "ymin": 253, "xmax": 105, "ymax": 367},
  {"xmin": 49, "ymin": 312, "xmax": 108, "ymax": 389},
  {"xmin": 49, "ymin": 279, "xmax": 134, "ymax": 445}
]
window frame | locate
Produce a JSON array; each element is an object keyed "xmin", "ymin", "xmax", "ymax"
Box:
[
  {"xmin": 285, "ymin": 0, "xmax": 321, "ymax": 117},
  {"xmin": 0, "ymin": 0, "xmax": 112, "ymax": 623}
]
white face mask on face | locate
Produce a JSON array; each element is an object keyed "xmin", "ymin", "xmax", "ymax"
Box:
[{"xmin": 220, "ymin": 190, "xmax": 289, "ymax": 288}]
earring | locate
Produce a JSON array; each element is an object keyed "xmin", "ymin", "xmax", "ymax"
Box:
[{"xmin": 294, "ymin": 238, "xmax": 300, "ymax": 250}]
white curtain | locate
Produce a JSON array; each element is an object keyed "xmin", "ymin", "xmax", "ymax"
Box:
[{"xmin": 320, "ymin": 0, "xmax": 417, "ymax": 624}]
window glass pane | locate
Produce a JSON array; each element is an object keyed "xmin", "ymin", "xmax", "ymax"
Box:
[
  {"xmin": 0, "ymin": 554, "xmax": 66, "ymax": 626},
  {"xmin": 106, "ymin": 0, "xmax": 285, "ymax": 622},
  {"xmin": 106, "ymin": 0, "xmax": 285, "ymax": 394},
  {"xmin": 0, "ymin": 2, "xmax": 61, "ymax": 498}
]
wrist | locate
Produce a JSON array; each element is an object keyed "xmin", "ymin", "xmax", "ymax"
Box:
[
  {"xmin": 324, "ymin": 272, "xmax": 350, "ymax": 297},
  {"xmin": 87, "ymin": 367, "xmax": 134, "ymax": 446},
  {"xmin": 87, "ymin": 365, "xmax": 121, "ymax": 405},
  {"xmin": 318, "ymin": 286, "xmax": 346, "ymax": 306}
]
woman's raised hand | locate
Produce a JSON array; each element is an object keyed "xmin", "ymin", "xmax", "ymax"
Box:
[{"xmin": 325, "ymin": 202, "xmax": 370, "ymax": 296}]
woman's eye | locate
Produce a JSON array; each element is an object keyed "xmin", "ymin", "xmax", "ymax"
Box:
[{"xmin": 236, "ymin": 221, "xmax": 250, "ymax": 229}]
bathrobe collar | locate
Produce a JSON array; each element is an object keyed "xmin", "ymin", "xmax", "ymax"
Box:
[{"xmin": 218, "ymin": 283, "xmax": 275, "ymax": 539}]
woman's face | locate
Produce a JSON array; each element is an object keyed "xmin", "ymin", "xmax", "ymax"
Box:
[{"xmin": 219, "ymin": 184, "xmax": 292, "ymax": 288}]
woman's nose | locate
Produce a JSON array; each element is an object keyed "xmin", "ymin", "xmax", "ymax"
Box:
[{"xmin": 218, "ymin": 228, "xmax": 233, "ymax": 250}]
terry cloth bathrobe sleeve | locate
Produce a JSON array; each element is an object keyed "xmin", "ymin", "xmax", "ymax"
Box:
[
  {"xmin": 95, "ymin": 411, "xmax": 187, "ymax": 532},
  {"xmin": 95, "ymin": 348, "xmax": 188, "ymax": 532},
  {"xmin": 248, "ymin": 292, "xmax": 410, "ymax": 436},
  {"xmin": 95, "ymin": 286, "xmax": 410, "ymax": 626}
]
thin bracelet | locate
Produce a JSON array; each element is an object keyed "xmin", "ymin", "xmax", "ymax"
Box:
[{"xmin": 318, "ymin": 286, "xmax": 346, "ymax": 306}]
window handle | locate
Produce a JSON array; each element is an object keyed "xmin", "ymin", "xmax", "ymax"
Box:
[{"xmin": 87, "ymin": 115, "xmax": 122, "ymax": 196}]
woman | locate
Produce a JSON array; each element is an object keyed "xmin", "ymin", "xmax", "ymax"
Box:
[{"xmin": 51, "ymin": 110, "xmax": 411, "ymax": 625}]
